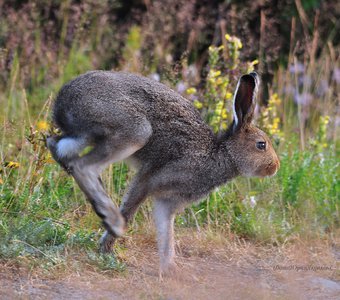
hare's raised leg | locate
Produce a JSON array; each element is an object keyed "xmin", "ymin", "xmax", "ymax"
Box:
[
  {"xmin": 48, "ymin": 119, "xmax": 152, "ymax": 250},
  {"xmin": 69, "ymin": 140, "xmax": 144, "ymax": 237},
  {"xmin": 153, "ymin": 199, "xmax": 177, "ymax": 276}
]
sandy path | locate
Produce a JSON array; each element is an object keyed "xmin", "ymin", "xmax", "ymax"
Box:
[{"xmin": 1, "ymin": 231, "xmax": 339, "ymax": 299}]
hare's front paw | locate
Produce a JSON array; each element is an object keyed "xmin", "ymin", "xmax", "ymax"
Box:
[
  {"xmin": 103, "ymin": 208, "xmax": 126, "ymax": 238},
  {"xmin": 159, "ymin": 261, "xmax": 179, "ymax": 279}
]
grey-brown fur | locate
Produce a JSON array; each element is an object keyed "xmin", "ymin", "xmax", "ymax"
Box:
[{"xmin": 47, "ymin": 71, "xmax": 280, "ymax": 275}]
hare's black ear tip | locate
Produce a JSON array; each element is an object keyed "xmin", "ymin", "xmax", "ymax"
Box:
[
  {"xmin": 239, "ymin": 72, "xmax": 259, "ymax": 87},
  {"xmin": 247, "ymin": 72, "xmax": 260, "ymax": 85},
  {"xmin": 240, "ymin": 72, "xmax": 258, "ymax": 80},
  {"xmin": 247, "ymin": 72, "xmax": 259, "ymax": 81},
  {"xmin": 249, "ymin": 72, "xmax": 258, "ymax": 78}
]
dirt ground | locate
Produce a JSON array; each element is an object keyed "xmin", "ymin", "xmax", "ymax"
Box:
[{"xmin": 1, "ymin": 230, "xmax": 339, "ymax": 300}]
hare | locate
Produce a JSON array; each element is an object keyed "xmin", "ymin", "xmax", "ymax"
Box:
[{"xmin": 47, "ymin": 71, "xmax": 280, "ymax": 275}]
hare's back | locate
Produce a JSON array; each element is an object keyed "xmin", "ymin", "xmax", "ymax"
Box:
[
  {"xmin": 54, "ymin": 71, "xmax": 186, "ymax": 124},
  {"xmin": 53, "ymin": 71, "xmax": 213, "ymax": 157},
  {"xmin": 54, "ymin": 71, "xmax": 148, "ymax": 124}
]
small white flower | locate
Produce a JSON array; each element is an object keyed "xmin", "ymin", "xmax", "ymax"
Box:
[
  {"xmin": 249, "ymin": 196, "xmax": 257, "ymax": 208},
  {"xmin": 243, "ymin": 195, "xmax": 257, "ymax": 209}
]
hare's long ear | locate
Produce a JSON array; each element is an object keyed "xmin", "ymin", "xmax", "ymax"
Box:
[{"xmin": 232, "ymin": 72, "xmax": 259, "ymax": 132}]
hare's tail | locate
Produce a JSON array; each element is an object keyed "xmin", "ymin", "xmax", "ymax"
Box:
[
  {"xmin": 56, "ymin": 136, "xmax": 87, "ymax": 159},
  {"xmin": 47, "ymin": 135, "xmax": 87, "ymax": 171}
]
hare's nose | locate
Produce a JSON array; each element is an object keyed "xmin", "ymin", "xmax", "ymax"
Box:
[
  {"xmin": 270, "ymin": 158, "xmax": 280, "ymax": 176},
  {"xmin": 275, "ymin": 157, "xmax": 280, "ymax": 170}
]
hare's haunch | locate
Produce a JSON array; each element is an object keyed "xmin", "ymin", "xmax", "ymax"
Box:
[{"xmin": 47, "ymin": 71, "xmax": 280, "ymax": 275}]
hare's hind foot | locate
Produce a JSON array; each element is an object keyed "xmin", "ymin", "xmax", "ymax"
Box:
[
  {"xmin": 99, "ymin": 231, "xmax": 117, "ymax": 253},
  {"xmin": 159, "ymin": 261, "xmax": 179, "ymax": 279}
]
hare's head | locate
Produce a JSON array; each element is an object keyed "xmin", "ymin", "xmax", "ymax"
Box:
[{"xmin": 226, "ymin": 72, "xmax": 280, "ymax": 177}]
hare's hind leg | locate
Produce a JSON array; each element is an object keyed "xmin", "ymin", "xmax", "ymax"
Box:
[
  {"xmin": 68, "ymin": 128, "xmax": 151, "ymax": 238},
  {"xmin": 153, "ymin": 199, "xmax": 177, "ymax": 276},
  {"xmin": 68, "ymin": 149, "xmax": 126, "ymax": 239},
  {"xmin": 50, "ymin": 120, "xmax": 152, "ymax": 248}
]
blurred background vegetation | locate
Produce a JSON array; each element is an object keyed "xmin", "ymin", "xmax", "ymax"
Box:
[{"xmin": 0, "ymin": 0, "xmax": 338, "ymax": 267}]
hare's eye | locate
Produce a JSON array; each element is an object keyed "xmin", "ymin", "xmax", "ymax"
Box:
[{"xmin": 256, "ymin": 141, "xmax": 266, "ymax": 150}]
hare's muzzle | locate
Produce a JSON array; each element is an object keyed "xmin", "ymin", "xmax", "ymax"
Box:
[
  {"xmin": 267, "ymin": 156, "xmax": 280, "ymax": 177},
  {"xmin": 256, "ymin": 155, "xmax": 280, "ymax": 177}
]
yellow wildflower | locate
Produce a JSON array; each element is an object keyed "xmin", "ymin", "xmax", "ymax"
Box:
[
  {"xmin": 322, "ymin": 116, "xmax": 330, "ymax": 125},
  {"xmin": 186, "ymin": 87, "xmax": 197, "ymax": 95},
  {"xmin": 37, "ymin": 120, "xmax": 49, "ymax": 131},
  {"xmin": 44, "ymin": 158, "xmax": 55, "ymax": 164},
  {"xmin": 225, "ymin": 92, "xmax": 233, "ymax": 100},
  {"xmin": 247, "ymin": 59, "xmax": 259, "ymax": 72},
  {"xmin": 44, "ymin": 153, "xmax": 55, "ymax": 164},
  {"xmin": 209, "ymin": 70, "xmax": 221, "ymax": 78},
  {"xmin": 6, "ymin": 161, "xmax": 20, "ymax": 169},
  {"xmin": 216, "ymin": 101, "xmax": 224, "ymax": 110},
  {"xmin": 273, "ymin": 118, "xmax": 280, "ymax": 128},
  {"xmin": 261, "ymin": 93, "xmax": 283, "ymax": 137},
  {"xmin": 193, "ymin": 100, "xmax": 203, "ymax": 109},
  {"xmin": 216, "ymin": 77, "xmax": 223, "ymax": 85},
  {"xmin": 233, "ymin": 37, "xmax": 242, "ymax": 49}
]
